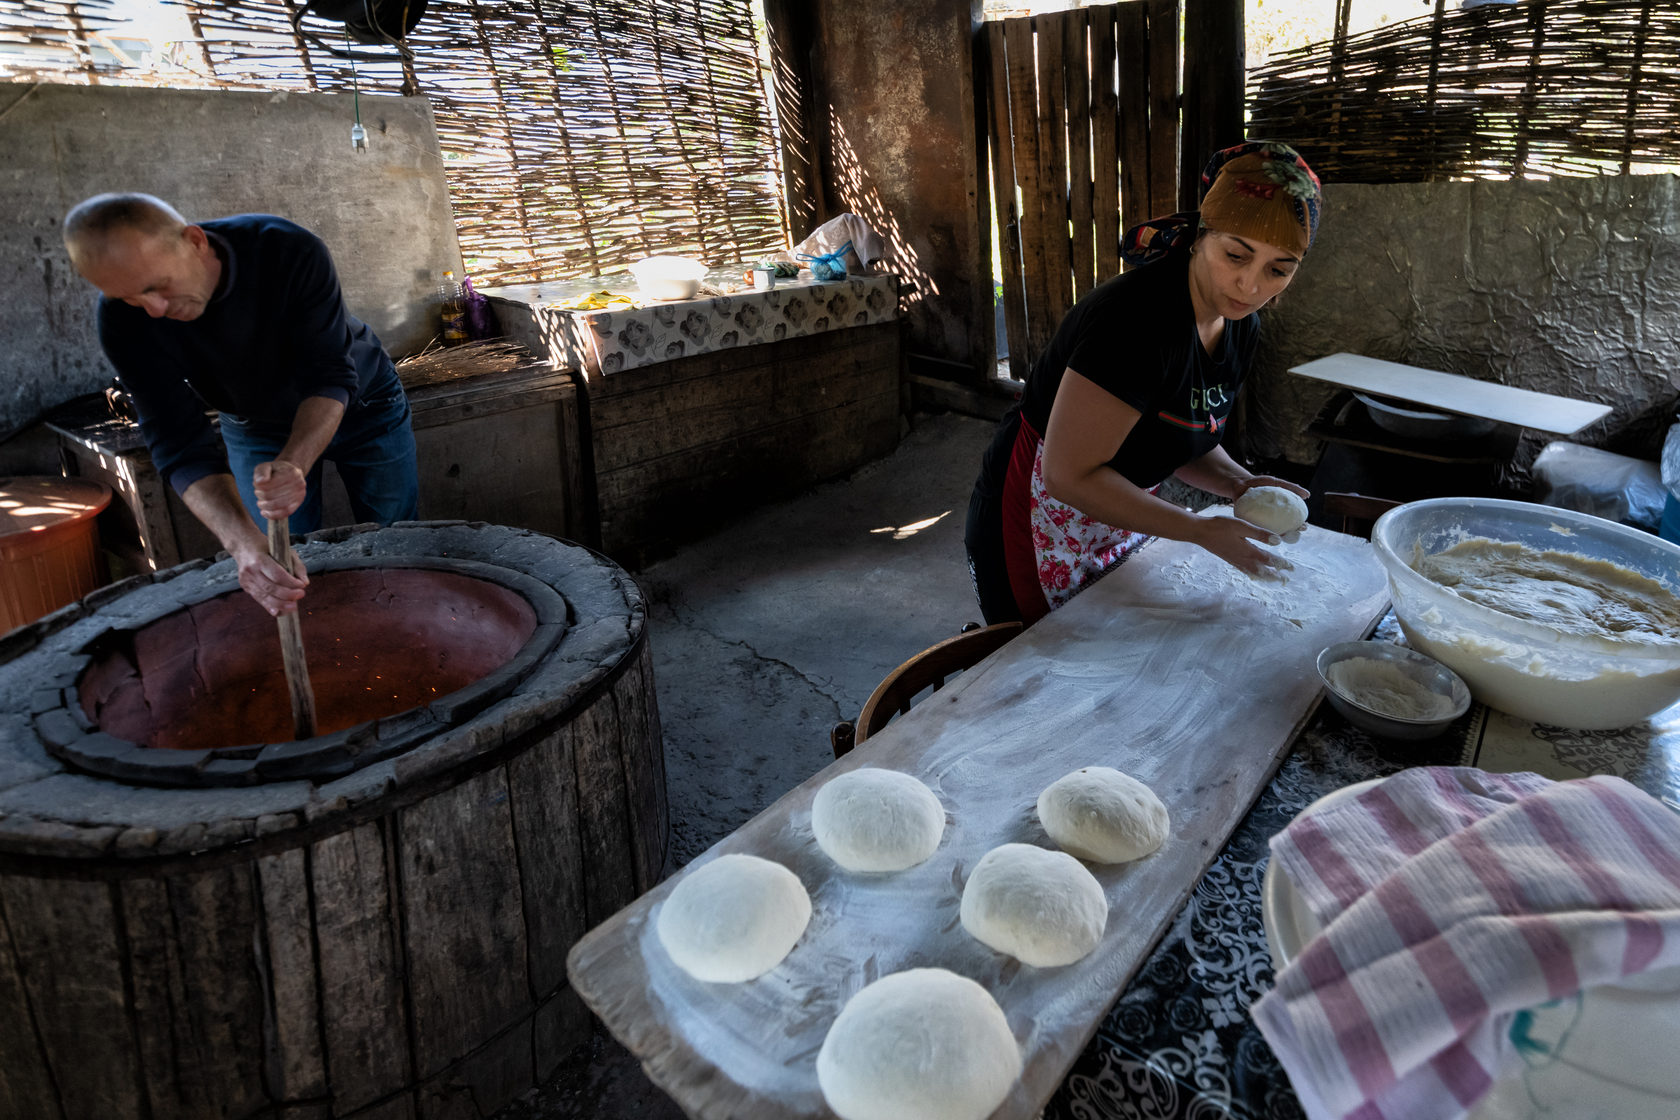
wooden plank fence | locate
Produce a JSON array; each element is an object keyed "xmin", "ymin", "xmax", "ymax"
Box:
[{"xmin": 984, "ymin": 1, "xmax": 1180, "ymax": 381}]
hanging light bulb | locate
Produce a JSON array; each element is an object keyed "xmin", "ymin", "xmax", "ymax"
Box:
[{"xmin": 347, "ymin": 28, "xmax": 367, "ymax": 153}]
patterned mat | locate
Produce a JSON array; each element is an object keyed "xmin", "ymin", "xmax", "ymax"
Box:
[{"xmin": 1047, "ymin": 616, "xmax": 1680, "ymax": 1120}]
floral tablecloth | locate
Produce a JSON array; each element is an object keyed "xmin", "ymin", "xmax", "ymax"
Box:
[
  {"xmin": 481, "ymin": 270, "xmax": 899, "ymax": 377},
  {"xmin": 1047, "ymin": 613, "xmax": 1680, "ymax": 1120}
]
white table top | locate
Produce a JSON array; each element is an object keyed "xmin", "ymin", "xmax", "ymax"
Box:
[{"xmin": 1289, "ymin": 353, "xmax": 1613, "ymax": 435}]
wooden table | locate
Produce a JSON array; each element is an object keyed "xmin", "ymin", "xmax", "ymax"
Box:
[{"xmin": 567, "ymin": 518, "xmax": 1391, "ymax": 1120}]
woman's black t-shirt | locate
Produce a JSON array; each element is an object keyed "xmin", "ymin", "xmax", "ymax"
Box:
[{"xmin": 983, "ymin": 250, "xmax": 1260, "ymax": 494}]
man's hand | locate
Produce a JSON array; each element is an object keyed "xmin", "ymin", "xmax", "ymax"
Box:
[
  {"xmin": 1191, "ymin": 513, "xmax": 1294, "ymax": 579},
  {"xmin": 183, "ymin": 473, "xmax": 311, "ymax": 614},
  {"xmin": 231, "ymin": 538, "xmax": 309, "ymax": 616},
  {"xmin": 253, "ymin": 459, "xmax": 308, "ymax": 521}
]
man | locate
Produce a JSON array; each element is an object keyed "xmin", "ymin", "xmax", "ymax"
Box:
[{"xmin": 63, "ymin": 193, "xmax": 419, "ymax": 616}]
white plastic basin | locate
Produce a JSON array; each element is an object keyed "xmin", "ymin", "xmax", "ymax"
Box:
[
  {"xmin": 1370, "ymin": 497, "xmax": 1680, "ymax": 729},
  {"xmin": 629, "ymin": 255, "xmax": 707, "ymax": 301}
]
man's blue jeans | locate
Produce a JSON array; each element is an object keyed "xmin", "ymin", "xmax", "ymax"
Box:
[{"xmin": 221, "ymin": 372, "xmax": 419, "ymax": 536}]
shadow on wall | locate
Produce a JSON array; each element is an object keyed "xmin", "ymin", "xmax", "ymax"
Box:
[{"xmin": 826, "ymin": 118, "xmax": 934, "ymax": 314}]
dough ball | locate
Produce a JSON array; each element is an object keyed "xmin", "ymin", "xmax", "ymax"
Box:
[
  {"xmin": 656, "ymin": 853, "xmax": 810, "ymax": 982},
  {"xmin": 959, "ymin": 843, "xmax": 1107, "ymax": 967},
  {"xmin": 1037, "ymin": 766, "xmax": 1170, "ymax": 864},
  {"xmin": 1234, "ymin": 485, "xmax": 1308, "ymax": 535},
  {"xmin": 811, "ymin": 768, "xmax": 945, "ymax": 872},
  {"xmin": 817, "ymin": 968, "xmax": 1021, "ymax": 1120}
]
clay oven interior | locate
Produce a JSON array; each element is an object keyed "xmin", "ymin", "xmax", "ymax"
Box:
[{"xmin": 78, "ymin": 567, "xmax": 538, "ymax": 752}]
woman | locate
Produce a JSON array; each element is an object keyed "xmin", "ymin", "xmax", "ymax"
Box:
[{"xmin": 965, "ymin": 140, "xmax": 1322, "ymax": 626}]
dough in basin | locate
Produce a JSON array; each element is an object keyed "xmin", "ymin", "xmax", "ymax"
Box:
[
  {"xmin": 656, "ymin": 853, "xmax": 810, "ymax": 982},
  {"xmin": 960, "ymin": 843, "xmax": 1107, "ymax": 967},
  {"xmin": 817, "ymin": 968, "xmax": 1021, "ymax": 1120},
  {"xmin": 1037, "ymin": 766, "xmax": 1170, "ymax": 864},
  {"xmin": 811, "ymin": 768, "xmax": 945, "ymax": 872},
  {"xmin": 1234, "ymin": 485, "xmax": 1308, "ymax": 535}
]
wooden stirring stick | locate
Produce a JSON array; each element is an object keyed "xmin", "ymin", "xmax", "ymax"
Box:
[{"xmin": 268, "ymin": 518, "xmax": 318, "ymax": 740}]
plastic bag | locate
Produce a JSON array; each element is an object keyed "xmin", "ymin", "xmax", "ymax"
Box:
[
  {"xmin": 1531, "ymin": 441, "xmax": 1665, "ymax": 531},
  {"xmin": 782, "ymin": 213, "xmax": 885, "ymax": 275},
  {"xmin": 1663, "ymin": 421, "xmax": 1680, "ymax": 499},
  {"xmin": 461, "ymin": 275, "xmax": 501, "ymax": 339},
  {"xmin": 1662, "ymin": 421, "xmax": 1680, "ymax": 542},
  {"xmin": 800, "ymin": 239, "xmax": 852, "ymax": 281}
]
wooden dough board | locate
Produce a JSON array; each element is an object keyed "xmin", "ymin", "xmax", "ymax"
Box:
[
  {"xmin": 567, "ymin": 519, "xmax": 1390, "ymax": 1119},
  {"xmin": 1290, "ymin": 352, "xmax": 1612, "ymax": 435}
]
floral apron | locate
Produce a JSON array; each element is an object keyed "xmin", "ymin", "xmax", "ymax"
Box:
[{"xmin": 1002, "ymin": 416, "xmax": 1154, "ymax": 623}]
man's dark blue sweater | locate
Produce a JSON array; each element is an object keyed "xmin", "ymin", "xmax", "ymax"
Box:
[{"xmin": 96, "ymin": 214, "xmax": 399, "ymax": 496}]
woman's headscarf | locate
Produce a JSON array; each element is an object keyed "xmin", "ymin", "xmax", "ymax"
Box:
[{"xmin": 1120, "ymin": 141, "xmax": 1322, "ymax": 266}]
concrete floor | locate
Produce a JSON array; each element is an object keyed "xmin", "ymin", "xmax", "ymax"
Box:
[{"xmin": 497, "ymin": 409, "xmax": 998, "ymax": 1120}]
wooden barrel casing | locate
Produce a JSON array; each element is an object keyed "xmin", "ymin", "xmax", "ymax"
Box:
[{"xmin": 0, "ymin": 522, "xmax": 667, "ymax": 1120}]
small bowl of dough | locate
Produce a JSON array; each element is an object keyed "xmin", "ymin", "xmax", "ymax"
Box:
[
  {"xmin": 1315, "ymin": 641, "xmax": 1471, "ymax": 740},
  {"xmin": 1372, "ymin": 497, "xmax": 1680, "ymax": 729}
]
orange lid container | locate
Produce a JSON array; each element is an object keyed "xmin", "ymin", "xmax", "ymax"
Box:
[{"xmin": 1, "ymin": 475, "xmax": 114, "ymax": 634}]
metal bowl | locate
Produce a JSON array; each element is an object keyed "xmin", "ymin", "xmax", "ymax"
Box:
[
  {"xmin": 1353, "ymin": 392, "xmax": 1497, "ymax": 440},
  {"xmin": 1315, "ymin": 641, "xmax": 1471, "ymax": 740}
]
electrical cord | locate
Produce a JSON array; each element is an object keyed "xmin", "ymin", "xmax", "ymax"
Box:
[{"xmin": 288, "ymin": 0, "xmax": 417, "ymax": 63}]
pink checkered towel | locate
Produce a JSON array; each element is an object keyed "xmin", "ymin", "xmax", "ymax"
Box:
[{"xmin": 1251, "ymin": 767, "xmax": 1680, "ymax": 1120}]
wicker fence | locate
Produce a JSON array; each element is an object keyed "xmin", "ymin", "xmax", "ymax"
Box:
[
  {"xmin": 0, "ymin": 0, "xmax": 788, "ymax": 286},
  {"xmin": 1248, "ymin": 0, "xmax": 1680, "ymax": 181},
  {"xmin": 0, "ymin": 0, "xmax": 115, "ymax": 79}
]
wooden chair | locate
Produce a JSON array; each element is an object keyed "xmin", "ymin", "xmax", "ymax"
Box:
[
  {"xmin": 1322, "ymin": 491, "xmax": 1402, "ymax": 540},
  {"xmin": 830, "ymin": 621, "xmax": 1024, "ymax": 758}
]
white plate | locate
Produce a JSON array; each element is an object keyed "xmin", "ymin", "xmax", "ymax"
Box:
[{"xmin": 1261, "ymin": 779, "xmax": 1680, "ymax": 1119}]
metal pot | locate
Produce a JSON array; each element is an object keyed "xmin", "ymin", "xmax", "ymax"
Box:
[{"xmin": 1354, "ymin": 392, "xmax": 1498, "ymax": 440}]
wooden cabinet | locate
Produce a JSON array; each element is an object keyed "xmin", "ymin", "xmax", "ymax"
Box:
[
  {"xmin": 583, "ymin": 322, "xmax": 901, "ymax": 567},
  {"xmin": 48, "ymin": 358, "xmax": 596, "ymax": 576},
  {"xmin": 494, "ymin": 280, "xmax": 904, "ymax": 568},
  {"xmin": 401, "ymin": 363, "xmax": 595, "ymax": 548}
]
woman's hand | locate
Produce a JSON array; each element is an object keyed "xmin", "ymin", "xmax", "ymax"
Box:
[
  {"xmin": 1233, "ymin": 474, "xmax": 1310, "ymax": 501},
  {"xmin": 1190, "ymin": 514, "xmax": 1293, "ymax": 578}
]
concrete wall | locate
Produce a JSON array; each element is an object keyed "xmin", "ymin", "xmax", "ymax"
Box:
[
  {"xmin": 1243, "ymin": 174, "xmax": 1680, "ymax": 468},
  {"xmin": 1, "ymin": 83, "xmax": 462, "ymax": 438},
  {"xmin": 791, "ymin": 0, "xmax": 992, "ymax": 378}
]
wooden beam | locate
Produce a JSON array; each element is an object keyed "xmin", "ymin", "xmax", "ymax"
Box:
[
  {"xmin": 1146, "ymin": 0, "xmax": 1181, "ymax": 218},
  {"xmin": 762, "ymin": 0, "xmax": 829, "ymax": 239},
  {"xmin": 1063, "ymin": 11, "xmax": 1096, "ymax": 301},
  {"xmin": 1116, "ymin": 2, "xmax": 1152, "ymax": 243},
  {"xmin": 985, "ymin": 21, "xmax": 1031, "ymax": 382},
  {"xmin": 1091, "ymin": 6, "xmax": 1121, "ymax": 281},
  {"xmin": 1033, "ymin": 11, "xmax": 1076, "ymax": 339},
  {"xmin": 1180, "ymin": 0, "xmax": 1244, "ymax": 210},
  {"xmin": 1004, "ymin": 17, "xmax": 1052, "ymax": 366}
]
